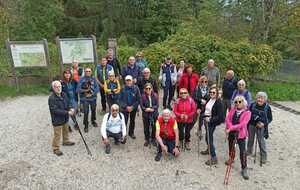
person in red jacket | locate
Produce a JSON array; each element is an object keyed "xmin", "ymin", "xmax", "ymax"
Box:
[
  {"xmin": 173, "ymin": 88, "xmax": 197, "ymax": 150},
  {"xmin": 179, "ymin": 64, "xmax": 199, "ymax": 97}
]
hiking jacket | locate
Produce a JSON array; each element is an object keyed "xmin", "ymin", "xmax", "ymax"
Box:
[
  {"xmin": 119, "ymin": 85, "xmax": 141, "ymax": 112},
  {"xmin": 159, "ymin": 63, "xmax": 177, "ymax": 87},
  {"xmin": 179, "ymin": 72, "xmax": 199, "ymax": 96},
  {"xmin": 140, "ymin": 92, "xmax": 159, "ymax": 119},
  {"xmin": 226, "ymin": 108, "xmax": 251, "ymax": 139},
  {"xmin": 173, "ymin": 97, "xmax": 197, "ymax": 123},
  {"xmin": 48, "ymin": 92, "xmax": 70, "ymax": 126},
  {"xmin": 96, "ymin": 64, "xmax": 114, "ymax": 84}
]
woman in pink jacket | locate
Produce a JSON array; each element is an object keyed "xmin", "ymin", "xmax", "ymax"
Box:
[
  {"xmin": 173, "ymin": 88, "xmax": 196, "ymax": 150},
  {"xmin": 225, "ymin": 95, "xmax": 251, "ymax": 180}
]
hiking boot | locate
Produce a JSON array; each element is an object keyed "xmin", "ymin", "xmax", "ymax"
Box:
[
  {"xmin": 84, "ymin": 126, "xmax": 88, "ymax": 133},
  {"xmin": 200, "ymin": 149, "xmax": 209, "ymax": 155},
  {"xmin": 74, "ymin": 123, "xmax": 79, "ymax": 130},
  {"xmin": 121, "ymin": 137, "xmax": 127, "ymax": 144},
  {"xmin": 105, "ymin": 144, "xmax": 111, "ymax": 154},
  {"xmin": 155, "ymin": 153, "xmax": 162, "ymax": 161},
  {"xmin": 205, "ymin": 159, "xmax": 218, "ymax": 166},
  {"xmin": 63, "ymin": 141, "xmax": 75, "ymax": 146},
  {"xmin": 144, "ymin": 140, "xmax": 150, "ymax": 147},
  {"xmin": 68, "ymin": 126, "xmax": 72, "ymax": 132},
  {"xmin": 129, "ymin": 134, "xmax": 136, "ymax": 139},
  {"xmin": 261, "ymin": 158, "xmax": 267, "ymax": 164},
  {"xmin": 53, "ymin": 149, "xmax": 63, "ymax": 156},
  {"xmin": 225, "ymin": 159, "xmax": 234, "ymax": 165},
  {"xmin": 92, "ymin": 122, "xmax": 98, "ymax": 128},
  {"xmin": 241, "ymin": 168, "xmax": 249, "ymax": 180},
  {"xmin": 185, "ymin": 142, "xmax": 191, "ymax": 151}
]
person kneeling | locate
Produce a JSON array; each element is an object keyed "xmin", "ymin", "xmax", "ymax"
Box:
[
  {"xmin": 101, "ymin": 104, "xmax": 126, "ymax": 154},
  {"xmin": 155, "ymin": 109, "xmax": 180, "ymax": 161}
]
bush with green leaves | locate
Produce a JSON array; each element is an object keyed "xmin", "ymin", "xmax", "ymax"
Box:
[{"xmin": 143, "ymin": 31, "xmax": 282, "ymax": 80}]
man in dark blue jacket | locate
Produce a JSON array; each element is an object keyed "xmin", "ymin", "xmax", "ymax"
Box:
[
  {"xmin": 222, "ymin": 70, "xmax": 238, "ymax": 116},
  {"xmin": 96, "ymin": 57, "xmax": 114, "ymax": 112},
  {"xmin": 48, "ymin": 80, "xmax": 75, "ymax": 156},
  {"xmin": 107, "ymin": 48, "xmax": 122, "ymax": 79},
  {"xmin": 119, "ymin": 75, "xmax": 141, "ymax": 139},
  {"xmin": 77, "ymin": 67, "xmax": 100, "ymax": 133},
  {"xmin": 121, "ymin": 56, "xmax": 142, "ymax": 85}
]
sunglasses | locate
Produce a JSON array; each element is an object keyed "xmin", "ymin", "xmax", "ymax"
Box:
[
  {"xmin": 201, "ymin": 81, "xmax": 208, "ymax": 84},
  {"xmin": 145, "ymin": 87, "xmax": 152, "ymax": 90},
  {"xmin": 209, "ymin": 91, "xmax": 216, "ymax": 94},
  {"xmin": 180, "ymin": 92, "xmax": 188, "ymax": 95},
  {"xmin": 234, "ymin": 100, "xmax": 243, "ymax": 104}
]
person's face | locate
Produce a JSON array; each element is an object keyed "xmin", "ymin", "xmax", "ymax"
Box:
[
  {"xmin": 111, "ymin": 107, "xmax": 119, "ymax": 117},
  {"xmin": 137, "ymin": 55, "xmax": 142, "ymax": 60},
  {"xmin": 180, "ymin": 61, "xmax": 185, "ymax": 68},
  {"xmin": 187, "ymin": 67, "xmax": 193, "ymax": 74},
  {"xmin": 128, "ymin": 57, "xmax": 135, "ymax": 65},
  {"xmin": 166, "ymin": 59, "xmax": 171, "ymax": 64},
  {"xmin": 162, "ymin": 113, "xmax": 170, "ymax": 122},
  {"xmin": 256, "ymin": 96, "xmax": 265, "ymax": 106},
  {"xmin": 107, "ymin": 51, "xmax": 113, "ymax": 59},
  {"xmin": 125, "ymin": 79, "xmax": 133, "ymax": 86},
  {"xmin": 73, "ymin": 62, "xmax": 79, "ymax": 68},
  {"xmin": 108, "ymin": 75, "xmax": 115, "ymax": 81},
  {"xmin": 208, "ymin": 60, "xmax": 214, "ymax": 68},
  {"xmin": 209, "ymin": 89, "xmax": 217, "ymax": 99},
  {"xmin": 238, "ymin": 83, "xmax": 245, "ymax": 91},
  {"xmin": 199, "ymin": 79, "xmax": 208, "ymax": 87},
  {"xmin": 85, "ymin": 69, "xmax": 92, "ymax": 77},
  {"xmin": 144, "ymin": 86, "xmax": 152, "ymax": 95},
  {"xmin": 234, "ymin": 99, "xmax": 244, "ymax": 109},
  {"xmin": 64, "ymin": 72, "xmax": 71, "ymax": 80},
  {"xmin": 53, "ymin": 83, "xmax": 62, "ymax": 94},
  {"xmin": 226, "ymin": 72, "xmax": 233, "ymax": 80},
  {"xmin": 180, "ymin": 89, "xmax": 188, "ymax": 99},
  {"xmin": 143, "ymin": 70, "xmax": 150, "ymax": 79},
  {"xmin": 101, "ymin": 58, "xmax": 107, "ymax": 66}
]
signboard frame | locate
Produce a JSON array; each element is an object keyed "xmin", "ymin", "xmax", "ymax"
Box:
[{"xmin": 5, "ymin": 39, "xmax": 51, "ymax": 91}]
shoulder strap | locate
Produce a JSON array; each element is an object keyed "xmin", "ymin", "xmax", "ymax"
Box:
[{"xmin": 107, "ymin": 112, "xmax": 122, "ymax": 121}]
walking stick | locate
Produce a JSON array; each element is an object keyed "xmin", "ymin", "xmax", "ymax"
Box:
[
  {"xmin": 224, "ymin": 132, "xmax": 238, "ymax": 185},
  {"xmin": 71, "ymin": 115, "xmax": 92, "ymax": 156},
  {"xmin": 204, "ymin": 119, "xmax": 212, "ymax": 168},
  {"xmin": 254, "ymin": 134, "xmax": 258, "ymax": 164}
]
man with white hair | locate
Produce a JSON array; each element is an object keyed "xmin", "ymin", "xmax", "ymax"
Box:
[
  {"xmin": 101, "ymin": 104, "xmax": 127, "ymax": 154},
  {"xmin": 137, "ymin": 67, "xmax": 159, "ymax": 95},
  {"xmin": 121, "ymin": 56, "xmax": 142, "ymax": 84},
  {"xmin": 201, "ymin": 59, "xmax": 220, "ymax": 87},
  {"xmin": 222, "ymin": 70, "xmax": 238, "ymax": 115},
  {"xmin": 48, "ymin": 80, "xmax": 75, "ymax": 156},
  {"xmin": 155, "ymin": 109, "xmax": 180, "ymax": 161}
]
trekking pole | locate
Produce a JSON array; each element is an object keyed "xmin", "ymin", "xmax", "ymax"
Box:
[
  {"xmin": 224, "ymin": 133, "xmax": 238, "ymax": 185},
  {"xmin": 254, "ymin": 134, "xmax": 258, "ymax": 164},
  {"xmin": 205, "ymin": 119, "xmax": 212, "ymax": 168},
  {"xmin": 71, "ymin": 115, "xmax": 92, "ymax": 156}
]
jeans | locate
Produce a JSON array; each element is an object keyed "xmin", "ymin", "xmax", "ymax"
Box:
[
  {"xmin": 83, "ymin": 100, "xmax": 97, "ymax": 127},
  {"xmin": 228, "ymin": 132, "xmax": 247, "ymax": 169},
  {"xmin": 99, "ymin": 87, "xmax": 107, "ymax": 110},
  {"xmin": 122, "ymin": 110, "xmax": 137, "ymax": 136},
  {"xmin": 204, "ymin": 122, "xmax": 217, "ymax": 159},
  {"xmin": 247, "ymin": 124, "xmax": 267, "ymax": 160},
  {"xmin": 142, "ymin": 115, "xmax": 157, "ymax": 141},
  {"xmin": 178, "ymin": 122, "xmax": 194, "ymax": 142},
  {"xmin": 162, "ymin": 85, "xmax": 175, "ymax": 108},
  {"xmin": 157, "ymin": 139, "xmax": 175, "ymax": 155}
]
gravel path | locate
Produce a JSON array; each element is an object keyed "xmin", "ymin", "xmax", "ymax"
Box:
[{"xmin": 0, "ymin": 95, "xmax": 300, "ymax": 190}]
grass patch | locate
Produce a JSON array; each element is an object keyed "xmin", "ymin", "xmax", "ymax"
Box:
[
  {"xmin": 249, "ymin": 81, "xmax": 300, "ymax": 101},
  {"xmin": 0, "ymin": 84, "xmax": 50, "ymax": 99}
]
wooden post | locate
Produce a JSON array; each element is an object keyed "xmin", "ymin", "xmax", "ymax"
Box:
[
  {"xmin": 5, "ymin": 39, "xmax": 19, "ymax": 91},
  {"xmin": 43, "ymin": 39, "xmax": 52, "ymax": 83},
  {"xmin": 56, "ymin": 36, "xmax": 64, "ymax": 78}
]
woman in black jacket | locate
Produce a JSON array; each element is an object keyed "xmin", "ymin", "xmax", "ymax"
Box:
[{"xmin": 200, "ymin": 86, "xmax": 224, "ymax": 166}]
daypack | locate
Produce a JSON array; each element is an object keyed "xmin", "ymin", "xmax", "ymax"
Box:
[{"xmin": 107, "ymin": 112, "xmax": 123, "ymax": 122}]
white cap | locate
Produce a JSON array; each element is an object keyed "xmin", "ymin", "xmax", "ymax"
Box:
[
  {"xmin": 125, "ymin": 75, "xmax": 133, "ymax": 81},
  {"xmin": 108, "ymin": 71, "xmax": 115, "ymax": 76}
]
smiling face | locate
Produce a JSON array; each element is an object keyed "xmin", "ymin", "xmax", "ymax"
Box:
[
  {"xmin": 238, "ymin": 82, "xmax": 245, "ymax": 91},
  {"xmin": 128, "ymin": 57, "xmax": 135, "ymax": 66},
  {"xmin": 52, "ymin": 81, "xmax": 62, "ymax": 94},
  {"xmin": 85, "ymin": 68, "xmax": 92, "ymax": 77},
  {"xmin": 144, "ymin": 85, "xmax": 152, "ymax": 95},
  {"xmin": 64, "ymin": 72, "xmax": 71, "ymax": 80},
  {"xmin": 209, "ymin": 88, "xmax": 217, "ymax": 99},
  {"xmin": 234, "ymin": 96, "xmax": 246, "ymax": 110},
  {"xmin": 143, "ymin": 69, "xmax": 150, "ymax": 79},
  {"xmin": 256, "ymin": 96, "xmax": 266, "ymax": 106},
  {"xmin": 101, "ymin": 57, "xmax": 107, "ymax": 66},
  {"xmin": 179, "ymin": 88, "xmax": 188, "ymax": 99}
]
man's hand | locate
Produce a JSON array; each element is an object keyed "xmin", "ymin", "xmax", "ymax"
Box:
[
  {"xmin": 113, "ymin": 89, "xmax": 118, "ymax": 93},
  {"xmin": 256, "ymin": 121, "xmax": 264, "ymax": 128},
  {"xmin": 184, "ymin": 114, "xmax": 188, "ymax": 120},
  {"xmin": 204, "ymin": 117, "xmax": 210, "ymax": 123},
  {"xmin": 68, "ymin": 109, "xmax": 75, "ymax": 116},
  {"xmin": 100, "ymin": 83, "xmax": 104, "ymax": 89},
  {"xmin": 173, "ymin": 147, "xmax": 180, "ymax": 157},
  {"xmin": 180, "ymin": 114, "xmax": 185, "ymax": 119},
  {"xmin": 162, "ymin": 145, "xmax": 168, "ymax": 153},
  {"xmin": 103, "ymin": 138, "xmax": 109, "ymax": 144},
  {"xmin": 145, "ymin": 108, "xmax": 154, "ymax": 112},
  {"xmin": 127, "ymin": 106, "xmax": 133, "ymax": 112}
]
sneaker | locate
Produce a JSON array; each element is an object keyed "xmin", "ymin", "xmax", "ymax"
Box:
[
  {"xmin": 68, "ymin": 126, "xmax": 72, "ymax": 132},
  {"xmin": 200, "ymin": 149, "xmax": 209, "ymax": 155},
  {"xmin": 144, "ymin": 140, "xmax": 150, "ymax": 147},
  {"xmin": 63, "ymin": 141, "xmax": 75, "ymax": 146},
  {"xmin": 185, "ymin": 142, "xmax": 191, "ymax": 151},
  {"xmin": 92, "ymin": 122, "xmax": 98, "ymax": 128},
  {"xmin": 74, "ymin": 124, "xmax": 79, "ymax": 130},
  {"xmin": 84, "ymin": 126, "xmax": 88, "ymax": 133},
  {"xmin": 241, "ymin": 168, "xmax": 249, "ymax": 180},
  {"xmin": 53, "ymin": 150, "xmax": 63, "ymax": 156},
  {"xmin": 205, "ymin": 159, "xmax": 218, "ymax": 166},
  {"xmin": 105, "ymin": 144, "xmax": 111, "ymax": 154},
  {"xmin": 155, "ymin": 153, "xmax": 162, "ymax": 161},
  {"xmin": 225, "ymin": 159, "xmax": 234, "ymax": 165},
  {"xmin": 129, "ymin": 134, "xmax": 136, "ymax": 139}
]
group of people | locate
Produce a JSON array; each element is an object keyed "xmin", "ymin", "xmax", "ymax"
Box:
[{"xmin": 48, "ymin": 50, "xmax": 273, "ymax": 181}]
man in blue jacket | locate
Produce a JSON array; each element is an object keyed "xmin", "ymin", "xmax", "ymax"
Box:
[
  {"xmin": 222, "ymin": 70, "xmax": 238, "ymax": 116},
  {"xmin": 77, "ymin": 67, "xmax": 99, "ymax": 132},
  {"xmin": 119, "ymin": 75, "xmax": 141, "ymax": 139},
  {"xmin": 48, "ymin": 80, "xmax": 75, "ymax": 156},
  {"xmin": 96, "ymin": 57, "xmax": 114, "ymax": 112},
  {"xmin": 121, "ymin": 56, "xmax": 142, "ymax": 85}
]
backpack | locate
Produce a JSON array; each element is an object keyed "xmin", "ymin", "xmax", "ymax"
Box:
[{"xmin": 107, "ymin": 112, "xmax": 123, "ymax": 122}]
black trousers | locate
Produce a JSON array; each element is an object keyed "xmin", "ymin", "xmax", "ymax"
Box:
[
  {"xmin": 178, "ymin": 122, "xmax": 194, "ymax": 142},
  {"xmin": 122, "ymin": 110, "xmax": 137, "ymax": 136},
  {"xmin": 99, "ymin": 87, "xmax": 107, "ymax": 110},
  {"xmin": 83, "ymin": 100, "xmax": 97, "ymax": 127},
  {"xmin": 106, "ymin": 131, "xmax": 122, "ymax": 143},
  {"xmin": 163, "ymin": 85, "xmax": 175, "ymax": 108},
  {"xmin": 228, "ymin": 131, "xmax": 247, "ymax": 169},
  {"xmin": 142, "ymin": 115, "xmax": 157, "ymax": 141}
]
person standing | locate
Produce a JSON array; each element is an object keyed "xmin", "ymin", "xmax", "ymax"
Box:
[
  {"xmin": 77, "ymin": 67, "xmax": 99, "ymax": 133},
  {"xmin": 176, "ymin": 59, "xmax": 186, "ymax": 97},
  {"xmin": 137, "ymin": 68, "xmax": 159, "ymax": 95},
  {"xmin": 104, "ymin": 71, "xmax": 121, "ymax": 109},
  {"xmin": 135, "ymin": 51, "xmax": 148, "ymax": 71},
  {"xmin": 119, "ymin": 75, "xmax": 141, "ymax": 139},
  {"xmin": 121, "ymin": 56, "xmax": 142, "ymax": 85},
  {"xmin": 201, "ymin": 59, "xmax": 220, "ymax": 87},
  {"xmin": 173, "ymin": 88, "xmax": 197, "ymax": 150},
  {"xmin": 70, "ymin": 60, "xmax": 84, "ymax": 83},
  {"xmin": 107, "ymin": 49, "xmax": 122, "ymax": 79},
  {"xmin": 178, "ymin": 64, "xmax": 199, "ymax": 97},
  {"xmin": 48, "ymin": 80, "xmax": 75, "ymax": 156},
  {"xmin": 159, "ymin": 56, "xmax": 177, "ymax": 109},
  {"xmin": 96, "ymin": 57, "xmax": 114, "ymax": 112},
  {"xmin": 231, "ymin": 79, "xmax": 251, "ymax": 107},
  {"xmin": 140, "ymin": 83, "xmax": 159, "ymax": 147},
  {"xmin": 222, "ymin": 70, "xmax": 238, "ymax": 116}
]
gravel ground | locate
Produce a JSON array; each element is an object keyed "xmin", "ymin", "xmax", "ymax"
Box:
[{"xmin": 0, "ymin": 95, "xmax": 300, "ymax": 190}]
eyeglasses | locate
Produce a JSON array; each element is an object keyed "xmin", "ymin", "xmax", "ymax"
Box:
[
  {"xmin": 85, "ymin": 71, "xmax": 91, "ymax": 73},
  {"xmin": 209, "ymin": 91, "xmax": 216, "ymax": 94},
  {"xmin": 180, "ymin": 92, "xmax": 188, "ymax": 95},
  {"xmin": 234, "ymin": 100, "xmax": 243, "ymax": 104},
  {"xmin": 111, "ymin": 109, "xmax": 119, "ymax": 112},
  {"xmin": 201, "ymin": 81, "xmax": 208, "ymax": 84}
]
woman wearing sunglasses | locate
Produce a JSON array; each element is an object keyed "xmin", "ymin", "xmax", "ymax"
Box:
[
  {"xmin": 173, "ymin": 88, "xmax": 197, "ymax": 150},
  {"xmin": 225, "ymin": 96, "xmax": 251, "ymax": 180},
  {"xmin": 193, "ymin": 76, "xmax": 210, "ymax": 139},
  {"xmin": 200, "ymin": 86, "xmax": 224, "ymax": 165},
  {"xmin": 140, "ymin": 83, "xmax": 159, "ymax": 147}
]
